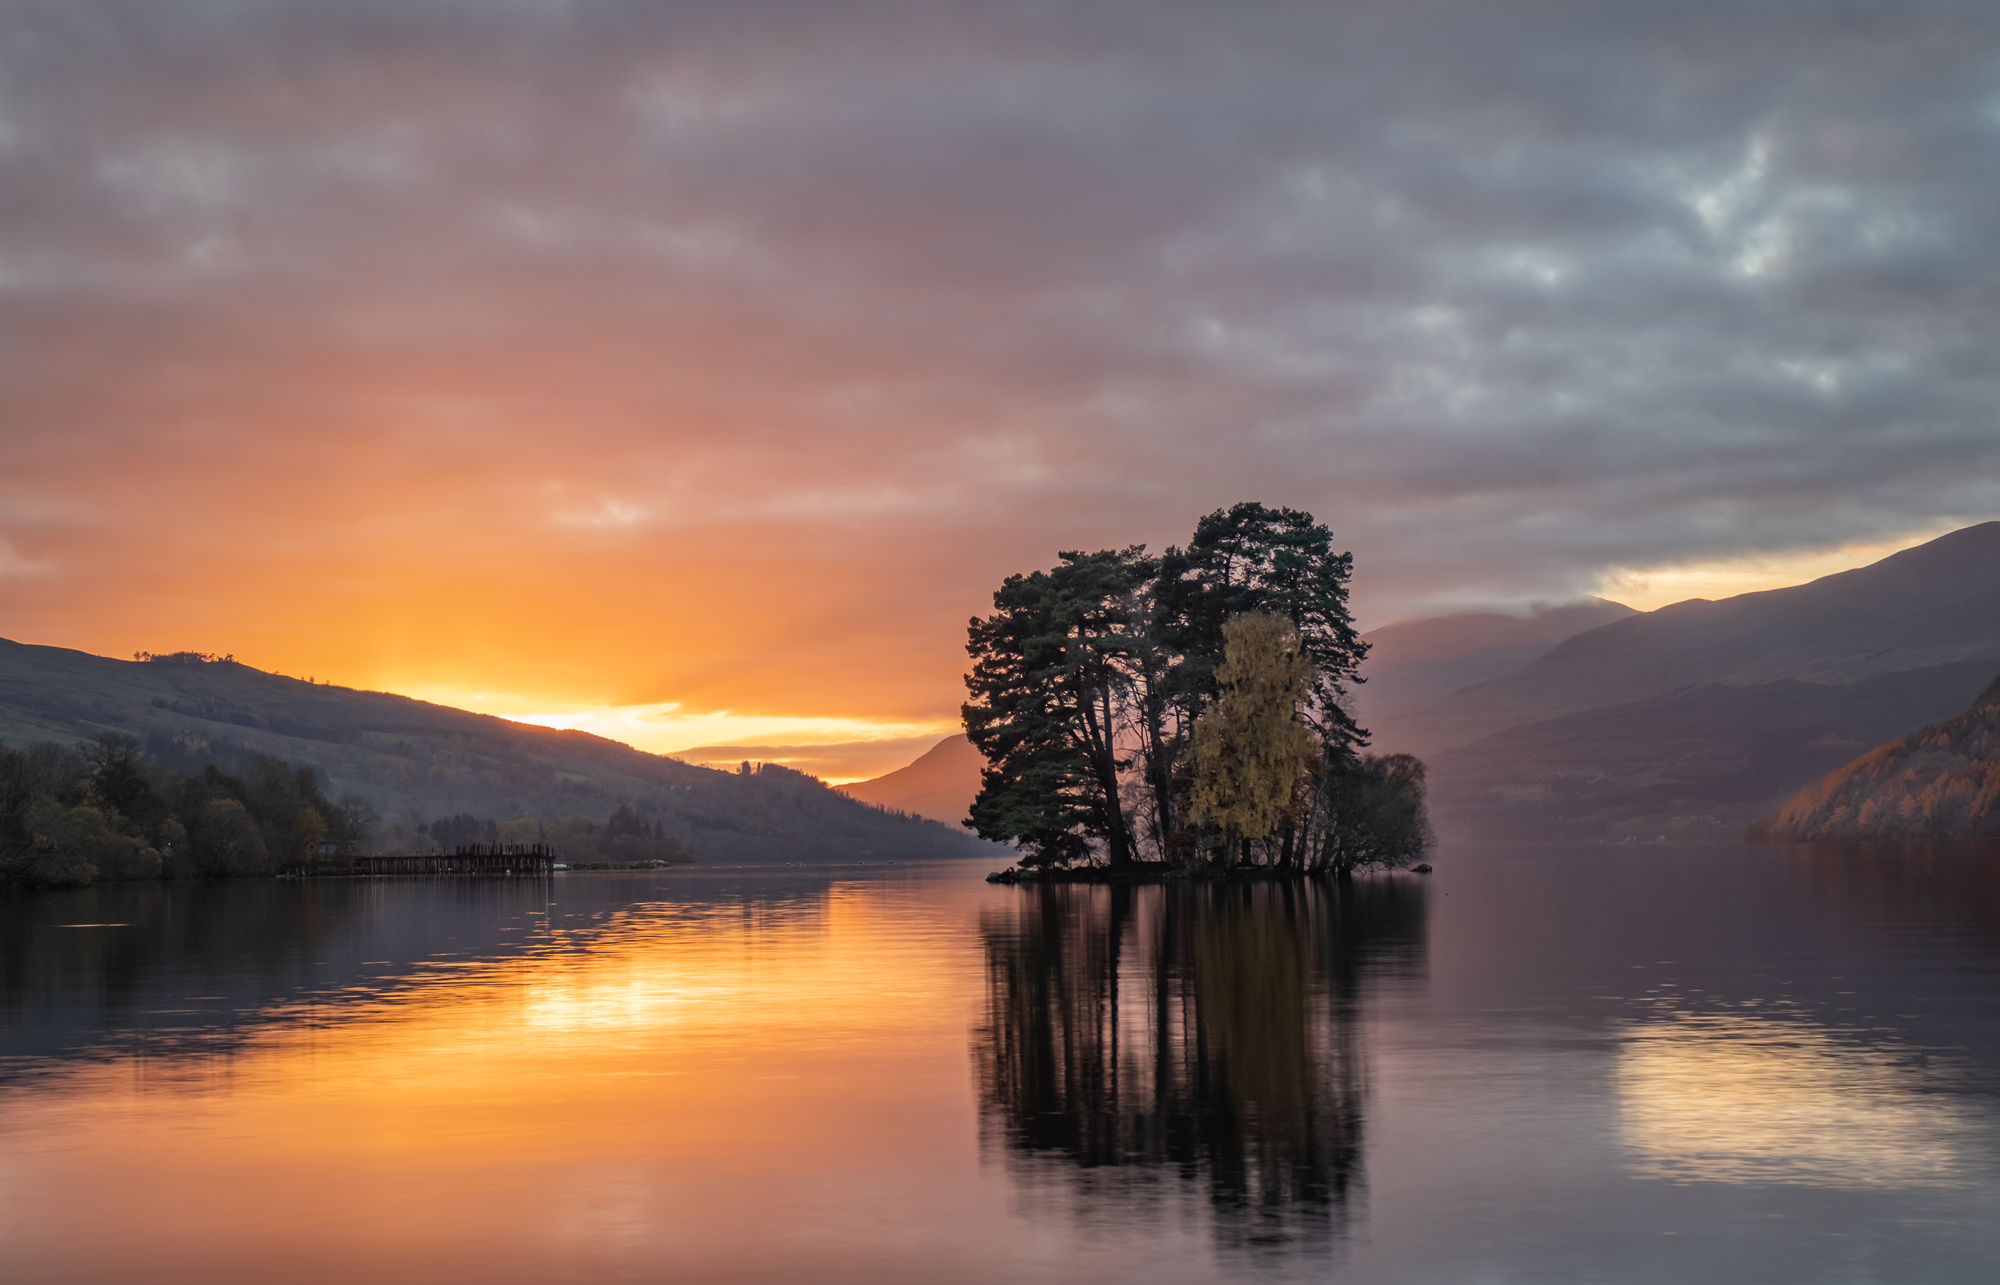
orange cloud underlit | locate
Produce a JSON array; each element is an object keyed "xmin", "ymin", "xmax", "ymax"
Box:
[{"xmin": 3, "ymin": 2, "xmax": 1991, "ymax": 759}]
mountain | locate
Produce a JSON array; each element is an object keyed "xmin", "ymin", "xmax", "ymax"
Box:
[
  {"xmin": 1354, "ymin": 598, "xmax": 1635, "ymax": 753},
  {"xmin": 1368, "ymin": 522, "xmax": 2000, "ymax": 840},
  {"xmin": 836, "ymin": 734, "xmax": 983, "ymax": 826},
  {"xmin": 1427, "ymin": 663, "xmax": 1997, "ymax": 841},
  {"xmin": 0, "ymin": 637, "xmax": 995, "ymax": 862},
  {"xmin": 1390, "ymin": 523, "xmax": 2000, "ymax": 761},
  {"xmin": 1754, "ymin": 674, "xmax": 2000, "ymax": 842}
]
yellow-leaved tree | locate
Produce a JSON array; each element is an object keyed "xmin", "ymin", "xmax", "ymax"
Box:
[{"xmin": 1189, "ymin": 613, "xmax": 1319, "ymax": 868}]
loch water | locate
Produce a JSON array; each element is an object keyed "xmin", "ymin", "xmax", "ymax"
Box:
[{"xmin": 4, "ymin": 843, "xmax": 1999, "ymax": 1283}]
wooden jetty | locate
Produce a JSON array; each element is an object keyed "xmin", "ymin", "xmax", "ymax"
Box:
[{"xmin": 356, "ymin": 843, "xmax": 560, "ymax": 877}]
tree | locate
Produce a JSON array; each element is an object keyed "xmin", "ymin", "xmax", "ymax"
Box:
[
  {"xmin": 83, "ymin": 732, "xmax": 156, "ymax": 823},
  {"xmin": 292, "ymin": 808, "xmax": 327, "ymax": 870},
  {"xmin": 25, "ymin": 800, "xmax": 162, "ymax": 885},
  {"xmin": 242, "ymin": 755, "xmax": 334, "ymax": 863},
  {"xmin": 158, "ymin": 817, "xmax": 192, "ymax": 879},
  {"xmin": 1124, "ymin": 504, "xmax": 1370, "ymax": 860},
  {"xmin": 21, "ymin": 800, "xmax": 100, "ymax": 887},
  {"xmin": 963, "ymin": 503, "xmax": 1425, "ymax": 874},
  {"xmin": 498, "ymin": 816, "xmax": 545, "ymax": 846},
  {"xmin": 964, "ymin": 548, "xmax": 1154, "ymax": 868},
  {"xmin": 194, "ymin": 798, "xmax": 268, "ymax": 877},
  {"xmin": 1307, "ymin": 753, "xmax": 1434, "ymax": 874},
  {"xmin": 0, "ymin": 738, "xmax": 388, "ymax": 886},
  {"xmin": 327, "ymin": 793, "xmax": 378, "ymax": 853},
  {"xmin": 1156, "ymin": 502, "xmax": 1369, "ymax": 759},
  {"xmin": 1188, "ymin": 615, "xmax": 1320, "ymax": 867}
]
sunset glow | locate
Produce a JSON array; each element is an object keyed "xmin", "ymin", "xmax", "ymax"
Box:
[
  {"xmin": 8, "ymin": 5, "xmax": 2000, "ymax": 1282},
  {"xmin": 1592, "ymin": 521, "xmax": 1976, "ymax": 613},
  {"xmin": 0, "ymin": 883, "xmax": 1008, "ymax": 1283},
  {"xmin": 3, "ymin": 2, "xmax": 1994, "ymax": 761}
]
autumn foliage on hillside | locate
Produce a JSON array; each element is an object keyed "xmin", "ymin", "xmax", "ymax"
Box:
[{"xmin": 1757, "ymin": 674, "xmax": 2000, "ymax": 841}]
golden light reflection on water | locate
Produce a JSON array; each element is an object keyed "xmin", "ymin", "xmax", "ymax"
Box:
[
  {"xmin": 15, "ymin": 853, "xmax": 2000, "ymax": 1282},
  {"xmin": 1618, "ymin": 1005, "xmax": 1978, "ymax": 1189},
  {"xmin": 0, "ymin": 881, "xmax": 1052, "ymax": 1285}
]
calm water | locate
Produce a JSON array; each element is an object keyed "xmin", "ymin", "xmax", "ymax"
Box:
[{"xmin": 4, "ymin": 844, "xmax": 1999, "ymax": 1283}]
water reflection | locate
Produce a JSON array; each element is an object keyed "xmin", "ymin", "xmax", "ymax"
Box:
[
  {"xmin": 0, "ymin": 867, "xmax": 1024, "ymax": 1285},
  {"xmin": 9, "ymin": 850, "xmax": 2000, "ymax": 1282},
  {"xmin": 1619, "ymin": 1003, "xmax": 1985, "ymax": 1188},
  {"xmin": 975, "ymin": 878, "xmax": 1426, "ymax": 1258},
  {"xmin": 1603, "ymin": 843, "xmax": 2000, "ymax": 1192},
  {"xmin": 1774, "ymin": 841, "xmax": 2000, "ymax": 953},
  {"xmin": 0, "ymin": 870, "xmax": 849, "ymax": 1077}
]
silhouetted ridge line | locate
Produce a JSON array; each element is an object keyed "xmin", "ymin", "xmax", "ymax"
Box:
[
  {"xmin": 0, "ymin": 634, "xmax": 1000, "ymax": 880},
  {"xmin": 1362, "ymin": 522, "xmax": 2000, "ymax": 840}
]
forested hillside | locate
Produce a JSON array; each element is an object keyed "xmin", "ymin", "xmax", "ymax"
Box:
[
  {"xmin": 1755, "ymin": 674, "xmax": 2000, "ymax": 842},
  {"xmin": 0, "ymin": 637, "xmax": 994, "ymax": 879}
]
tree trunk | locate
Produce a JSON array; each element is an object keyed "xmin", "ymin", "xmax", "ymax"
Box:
[{"xmin": 1081, "ymin": 680, "xmax": 1134, "ymax": 868}]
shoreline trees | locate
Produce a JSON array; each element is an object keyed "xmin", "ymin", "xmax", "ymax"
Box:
[
  {"xmin": 0, "ymin": 733, "xmax": 369, "ymax": 887},
  {"xmin": 962, "ymin": 502, "xmax": 1432, "ymax": 874}
]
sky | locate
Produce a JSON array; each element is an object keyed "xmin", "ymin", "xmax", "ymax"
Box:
[{"xmin": 1, "ymin": 0, "xmax": 1997, "ymax": 779}]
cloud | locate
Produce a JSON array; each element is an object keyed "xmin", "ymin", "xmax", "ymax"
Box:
[
  {"xmin": 1, "ymin": 0, "xmax": 1997, "ymax": 722},
  {"xmin": 671, "ymin": 737, "xmax": 948, "ymax": 784},
  {"xmin": 549, "ymin": 497, "xmax": 652, "ymax": 530},
  {"xmin": 0, "ymin": 537, "xmax": 52, "ymax": 578}
]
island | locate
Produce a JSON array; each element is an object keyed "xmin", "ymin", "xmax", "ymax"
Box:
[{"xmin": 964, "ymin": 502, "xmax": 1433, "ymax": 884}]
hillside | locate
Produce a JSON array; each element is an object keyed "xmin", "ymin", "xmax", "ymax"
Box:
[
  {"xmin": 1426, "ymin": 663, "xmax": 1997, "ymax": 841},
  {"xmin": 1357, "ymin": 523, "xmax": 2000, "ymax": 839},
  {"xmin": 1755, "ymin": 675, "xmax": 2000, "ymax": 842},
  {"xmin": 0, "ymin": 637, "xmax": 996, "ymax": 862},
  {"xmin": 1384, "ymin": 523, "xmax": 2000, "ymax": 761},
  {"xmin": 836, "ymin": 734, "xmax": 983, "ymax": 825},
  {"xmin": 1353, "ymin": 598, "xmax": 1634, "ymax": 753}
]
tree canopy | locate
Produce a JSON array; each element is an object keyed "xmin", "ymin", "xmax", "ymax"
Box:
[
  {"xmin": 963, "ymin": 548, "xmax": 1151, "ymax": 868},
  {"xmin": 0, "ymin": 732, "xmax": 369, "ymax": 887},
  {"xmin": 1188, "ymin": 614, "xmax": 1321, "ymax": 866},
  {"xmin": 962, "ymin": 502, "xmax": 1430, "ymax": 873}
]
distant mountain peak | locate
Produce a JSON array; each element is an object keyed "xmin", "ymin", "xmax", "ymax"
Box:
[{"xmin": 835, "ymin": 734, "xmax": 982, "ymax": 827}]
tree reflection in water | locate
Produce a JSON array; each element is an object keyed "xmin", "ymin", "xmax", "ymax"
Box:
[{"xmin": 975, "ymin": 878, "xmax": 1427, "ymax": 1258}]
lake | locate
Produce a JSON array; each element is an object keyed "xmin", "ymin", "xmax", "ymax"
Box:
[{"xmin": 4, "ymin": 843, "xmax": 1999, "ymax": 1283}]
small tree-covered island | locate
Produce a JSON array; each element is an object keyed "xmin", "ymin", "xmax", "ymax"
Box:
[{"xmin": 966, "ymin": 502, "xmax": 1433, "ymax": 882}]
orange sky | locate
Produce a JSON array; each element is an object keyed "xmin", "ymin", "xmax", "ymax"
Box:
[{"xmin": 2, "ymin": 2, "xmax": 1995, "ymax": 775}]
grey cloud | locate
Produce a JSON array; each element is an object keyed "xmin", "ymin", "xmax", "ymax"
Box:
[{"xmin": 3, "ymin": 0, "xmax": 1998, "ymax": 635}]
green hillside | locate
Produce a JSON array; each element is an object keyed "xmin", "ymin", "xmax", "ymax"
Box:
[
  {"xmin": 1756, "ymin": 674, "xmax": 2000, "ymax": 842},
  {"xmin": 0, "ymin": 637, "xmax": 993, "ymax": 864}
]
